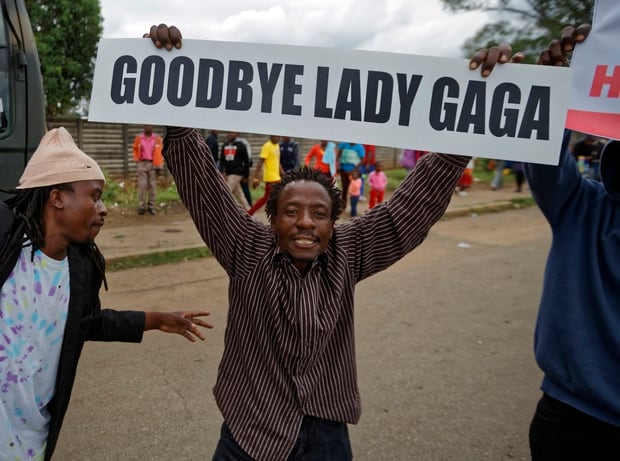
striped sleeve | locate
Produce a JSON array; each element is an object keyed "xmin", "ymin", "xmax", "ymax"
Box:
[{"xmin": 163, "ymin": 127, "xmax": 272, "ymax": 277}]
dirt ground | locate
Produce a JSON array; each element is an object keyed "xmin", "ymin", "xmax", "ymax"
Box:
[
  {"xmin": 55, "ymin": 205, "xmax": 546, "ymax": 461},
  {"xmin": 104, "ymin": 200, "xmax": 190, "ymax": 229}
]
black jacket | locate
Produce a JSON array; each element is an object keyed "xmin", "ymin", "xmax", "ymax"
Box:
[
  {"xmin": 0, "ymin": 201, "xmax": 146, "ymax": 460},
  {"xmin": 220, "ymin": 140, "xmax": 251, "ymax": 176}
]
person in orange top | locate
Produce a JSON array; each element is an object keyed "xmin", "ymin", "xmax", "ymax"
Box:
[
  {"xmin": 304, "ymin": 140, "xmax": 331, "ymax": 175},
  {"xmin": 347, "ymin": 170, "xmax": 363, "ymax": 217},
  {"xmin": 132, "ymin": 125, "xmax": 164, "ymax": 215}
]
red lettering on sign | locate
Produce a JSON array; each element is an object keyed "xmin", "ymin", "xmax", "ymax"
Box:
[{"xmin": 589, "ymin": 65, "xmax": 620, "ymax": 98}]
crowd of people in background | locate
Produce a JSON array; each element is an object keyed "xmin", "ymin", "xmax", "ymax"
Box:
[
  {"xmin": 197, "ymin": 136, "xmax": 459, "ymax": 218},
  {"xmin": 133, "ymin": 126, "xmax": 609, "ymax": 219},
  {"xmin": 199, "ymin": 134, "xmax": 392, "ymax": 218}
]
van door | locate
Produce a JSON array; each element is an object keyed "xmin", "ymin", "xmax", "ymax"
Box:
[{"xmin": 0, "ymin": 0, "xmax": 45, "ymax": 196}]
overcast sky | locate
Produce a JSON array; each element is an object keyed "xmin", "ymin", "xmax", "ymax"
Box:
[{"xmin": 98, "ymin": 0, "xmax": 491, "ymax": 59}]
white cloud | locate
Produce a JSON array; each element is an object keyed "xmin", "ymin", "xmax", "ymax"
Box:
[{"xmin": 99, "ymin": 0, "xmax": 491, "ymax": 58}]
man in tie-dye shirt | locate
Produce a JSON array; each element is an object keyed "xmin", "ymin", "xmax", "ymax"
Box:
[{"xmin": 0, "ymin": 127, "xmax": 213, "ymax": 461}]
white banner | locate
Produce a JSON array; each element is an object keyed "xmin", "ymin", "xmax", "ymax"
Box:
[
  {"xmin": 567, "ymin": 0, "xmax": 620, "ymax": 140},
  {"xmin": 90, "ymin": 38, "xmax": 571, "ymax": 165}
]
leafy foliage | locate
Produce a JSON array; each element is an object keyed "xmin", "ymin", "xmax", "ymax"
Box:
[
  {"xmin": 25, "ymin": 0, "xmax": 102, "ymax": 116},
  {"xmin": 440, "ymin": 0, "xmax": 594, "ymax": 61}
]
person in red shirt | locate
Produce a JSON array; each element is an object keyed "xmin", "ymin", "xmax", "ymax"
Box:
[
  {"xmin": 368, "ymin": 162, "xmax": 388, "ymax": 209},
  {"xmin": 304, "ymin": 140, "xmax": 331, "ymax": 175}
]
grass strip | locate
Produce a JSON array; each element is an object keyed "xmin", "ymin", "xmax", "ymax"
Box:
[
  {"xmin": 107, "ymin": 247, "xmax": 212, "ymax": 272},
  {"xmin": 510, "ymin": 197, "xmax": 536, "ymax": 208}
]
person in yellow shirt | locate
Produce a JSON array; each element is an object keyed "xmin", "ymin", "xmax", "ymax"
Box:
[{"xmin": 248, "ymin": 135, "xmax": 282, "ymax": 216}]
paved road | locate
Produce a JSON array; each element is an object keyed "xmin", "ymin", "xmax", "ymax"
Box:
[{"xmin": 55, "ymin": 206, "xmax": 548, "ymax": 460}]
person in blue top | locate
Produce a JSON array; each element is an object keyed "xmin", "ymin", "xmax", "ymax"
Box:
[{"xmin": 471, "ymin": 23, "xmax": 620, "ymax": 459}]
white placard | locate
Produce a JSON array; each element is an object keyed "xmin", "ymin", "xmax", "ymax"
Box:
[
  {"xmin": 90, "ymin": 38, "xmax": 571, "ymax": 165},
  {"xmin": 567, "ymin": 0, "xmax": 620, "ymax": 140}
]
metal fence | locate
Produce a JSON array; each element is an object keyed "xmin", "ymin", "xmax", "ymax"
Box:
[{"xmin": 48, "ymin": 117, "xmax": 404, "ymax": 179}]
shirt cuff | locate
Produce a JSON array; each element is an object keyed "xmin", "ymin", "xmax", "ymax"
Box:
[{"xmin": 434, "ymin": 153, "xmax": 471, "ymax": 168}]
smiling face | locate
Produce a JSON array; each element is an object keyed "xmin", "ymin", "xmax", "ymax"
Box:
[{"xmin": 270, "ymin": 180, "xmax": 335, "ymax": 274}]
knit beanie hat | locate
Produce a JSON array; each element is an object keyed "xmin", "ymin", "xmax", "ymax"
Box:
[{"xmin": 17, "ymin": 127, "xmax": 105, "ymax": 189}]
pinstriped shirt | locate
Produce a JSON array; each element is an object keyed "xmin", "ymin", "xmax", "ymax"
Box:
[{"xmin": 163, "ymin": 127, "xmax": 468, "ymax": 461}]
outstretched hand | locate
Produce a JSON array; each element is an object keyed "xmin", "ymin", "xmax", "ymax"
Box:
[
  {"xmin": 145, "ymin": 310, "xmax": 213, "ymax": 342},
  {"xmin": 468, "ymin": 24, "xmax": 591, "ymax": 78},
  {"xmin": 144, "ymin": 24, "xmax": 183, "ymax": 50}
]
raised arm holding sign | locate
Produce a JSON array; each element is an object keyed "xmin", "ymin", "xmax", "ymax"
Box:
[{"xmin": 149, "ymin": 23, "xmax": 473, "ymax": 461}]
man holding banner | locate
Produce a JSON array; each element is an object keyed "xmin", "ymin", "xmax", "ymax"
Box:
[
  {"xmin": 147, "ymin": 24, "xmax": 471, "ymax": 461},
  {"xmin": 471, "ymin": 14, "xmax": 620, "ymax": 459}
]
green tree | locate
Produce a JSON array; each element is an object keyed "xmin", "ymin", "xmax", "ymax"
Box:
[
  {"xmin": 25, "ymin": 0, "xmax": 102, "ymax": 117},
  {"xmin": 440, "ymin": 0, "xmax": 594, "ymax": 61}
]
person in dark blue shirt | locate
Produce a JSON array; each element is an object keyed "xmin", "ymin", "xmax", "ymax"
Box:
[
  {"xmin": 279, "ymin": 136, "xmax": 300, "ymax": 172},
  {"xmin": 205, "ymin": 130, "xmax": 220, "ymax": 166},
  {"xmin": 471, "ymin": 23, "xmax": 620, "ymax": 460}
]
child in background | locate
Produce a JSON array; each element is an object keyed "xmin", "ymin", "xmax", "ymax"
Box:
[
  {"xmin": 456, "ymin": 157, "xmax": 476, "ymax": 196},
  {"xmin": 348, "ymin": 170, "xmax": 362, "ymax": 217},
  {"xmin": 368, "ymin": 162, "xmax": 388, "ymax": 209},
  {"xmin": 359, "ymin": 144, "xmax": 376, "ymax": 201}
]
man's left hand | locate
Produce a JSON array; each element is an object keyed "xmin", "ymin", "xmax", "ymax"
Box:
[{"xmin": 144, "ymin": 24, "xmax": 183, "ymax": 50}]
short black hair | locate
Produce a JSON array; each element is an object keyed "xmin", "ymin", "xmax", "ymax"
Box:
[{"xmin": 265, "ymin": 167, "xmax": 344, "ymax": 221}]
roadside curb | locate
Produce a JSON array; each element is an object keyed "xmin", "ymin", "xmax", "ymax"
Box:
[
  {"xmin": 105, "ymin": 243, "xmax": 207, "ymax": 266},
  {"xmin": 443, "ymin": 199, "xmax": 533, "ymax": 219}
]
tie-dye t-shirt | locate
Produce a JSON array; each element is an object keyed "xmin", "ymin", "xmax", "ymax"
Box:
[{"xmin": 0, "ymin": 246, "xmax": 70, "ymax": 460}]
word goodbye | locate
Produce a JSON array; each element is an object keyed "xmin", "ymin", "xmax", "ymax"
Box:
[{"xmin": 111, "ymin": 55, "xmax": 550, "ymax": 140}]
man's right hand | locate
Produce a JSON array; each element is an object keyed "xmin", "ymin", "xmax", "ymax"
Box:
[{"xmin": 144, "ymin": 24, "xmax": 183, "ymax": 50}]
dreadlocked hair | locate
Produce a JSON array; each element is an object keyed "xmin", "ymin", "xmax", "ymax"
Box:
[
  {"xmin": 265, "ymin": 166, "xmax": 345, "ymax": 221},
  {"xmin": 0, "ymin": 185, "xmax": 108, "ymax": 290}
]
